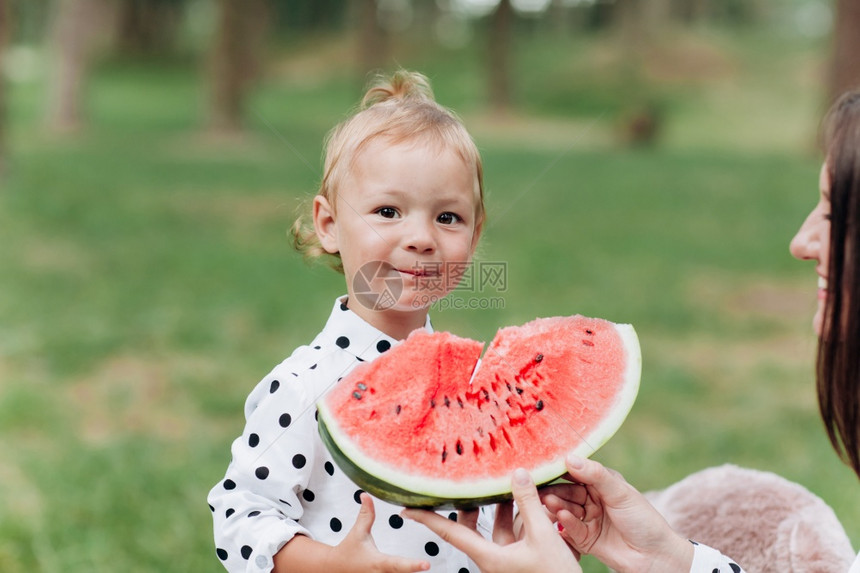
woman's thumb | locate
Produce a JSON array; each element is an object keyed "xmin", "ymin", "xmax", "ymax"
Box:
[
  {"xmin": 510, "ymin": 468, "xmax": 548, "ymax": 534},
  {"xmin": 353, "ymin": 492, "xmax": 377, "ymax": 534}
]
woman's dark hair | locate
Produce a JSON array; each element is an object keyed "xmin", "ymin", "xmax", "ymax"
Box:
[{"xmin": 818, "ymin": 89, "xmax": 860, "ymax": 479}]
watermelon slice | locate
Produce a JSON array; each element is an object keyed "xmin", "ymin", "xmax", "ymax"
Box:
[{"xmin": 317, "ymin": 315, "xmax": 640, "ymax": 509}]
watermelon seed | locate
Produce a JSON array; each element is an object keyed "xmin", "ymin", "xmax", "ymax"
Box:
[
  {"xmin": 441, "ymin": 446, "xmax": 448, "ymax": 463},
  {"xmin": 357, "ymin": 383, "xmax": 367, "ymax": 391},
  {"xmin": 430, "ymin": 399, "xmax": 436, "ymax": 408},
  {"xmin": 457, "ymin": 397, "xmax": 464, "ymax": 408},
  {"xmin": 506, "ymin": 383, "xmax": 513, "ymax": 392},
  {"xmin": 535, "ymin": 400, "xmax": 544, "ymax": 411},
  {"xmin": 482, "ymin": 389, "xmax": 490, "ymax": 401},
  {"xmin": 516, "ymin": 387, "xmax": 524, "ymax": 395},
  {"xmin": 352, "ymin": 391, "xmax": 362, "ymax": 400},
  {"xmin": 395, "ymin": 405, "xmax": 401, "ymax": 415},
  {"xmin": 585, "ymin": 329, "xmax": 594, "ymax": 335},
  {"xmin": 535, "ymin": 353, "xmax": 543, "ymax": 362},
  {"xmin": 582, "ymin": 339, "xmax": 594, "ymax": 346},
  {"xmin": 444, "ymin": 396, "xmax": 450, "ymax": 408},
  {"xmin": 456, "ymin": 440, "xmax": 464, "ymax": 455}
]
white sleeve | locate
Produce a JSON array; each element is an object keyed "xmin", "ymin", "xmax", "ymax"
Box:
[{"xmin": 689, "ymin": 541, "xmax": 745, "ymax": 573}]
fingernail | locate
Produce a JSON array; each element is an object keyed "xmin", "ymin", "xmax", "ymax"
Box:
[
  {"xmin": 566, "ymin": 453, "xmax": 585, "ymax": 469},
  {"xmin": 513, "ymin": 468, "xmax": 531, "ymax": 485}
]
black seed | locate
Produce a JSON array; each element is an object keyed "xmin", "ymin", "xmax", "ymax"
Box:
[
  {"xmin": 352, "ymin": 391, "xmax": 362, "ymax": 400},
  {"xmin": 357, "ymin": 383, "xmax": 367, "ymax": 391},
  {"xmin": 585, "ymin": 329, "xmax": 593, "ymax": 335},
  {"xmin": 457, "ymin": 397, "xmax": 464, "ymax": 408},
  {"xmin": 430, "ymin": 398, "xmax": 436, "ymax": 408},
  {"xmin": 395, "ymin": 404, "xmax": 402, "ymax": 415},
  {"xmin": 482, "ymin": 389, "xmax": 490, "ymax": 400},
  {"xmin": 516, "ymin": 387, "xmax": 524, "ymax": 394},
  {"xmin": 535, "ymin": 353, "xmax": 543, "ymax": 362},
  {"xmin": 456, "ymin": 440, "xmax": 463, "ymax": 455},
  {"xmin": 535, "ymin": 400, "xmax": 544, "ymax": 411},
  {"xmin": 442, "ymin": 448, "xmax": 448, "ymax": 463},
  {"xmin": 388, "ymin": 514, "xmax": 404, "ymax": 529},
  {"xmin": 444, "ymin": 396, "xmax": 450, "ymax": 407}
]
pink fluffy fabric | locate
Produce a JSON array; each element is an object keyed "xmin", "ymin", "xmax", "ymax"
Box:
[{"xmin": 644, "ymin": 465, "xmax": 855, "ymax": 572}]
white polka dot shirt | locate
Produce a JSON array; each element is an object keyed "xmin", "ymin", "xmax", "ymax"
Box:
[{"xmin": 208, "ymin": 297, "xmax": 491, "ymax": 572}]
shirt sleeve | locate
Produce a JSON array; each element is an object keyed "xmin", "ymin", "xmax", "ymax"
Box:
[
  {"xmin": 208, "ymin": 358, "xmax": 324, "ymax": 573},
  {"xmin": 689, "ymin": 541, "xmax": 745, "ymax": 573}
]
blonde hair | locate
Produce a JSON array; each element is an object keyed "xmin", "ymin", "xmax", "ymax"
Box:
[{"xmin": 291, "ymin": 70, "xmax": 485, "ymax": 272}]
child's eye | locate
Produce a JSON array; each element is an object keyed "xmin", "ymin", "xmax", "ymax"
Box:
[
  {"xmin": 437, "ymin": 212, "xmax": 461, "ymax": 225},
  {"xmin": 375, "ymin": 207, "xmax": 399, "ymax": 219}
]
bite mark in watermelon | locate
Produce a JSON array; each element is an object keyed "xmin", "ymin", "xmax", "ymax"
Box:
[{"xmin": 317, "ymin": 315, "xmax": 641, "ymax": 508}]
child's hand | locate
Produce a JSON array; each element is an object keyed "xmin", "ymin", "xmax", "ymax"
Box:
[
  {"xmin": 333, "ymin": 493, "xmax": 431, "ymax": 572},
  {"xmin": 403, "ymin": 469, "xmax": 582, "ymax": 573}
]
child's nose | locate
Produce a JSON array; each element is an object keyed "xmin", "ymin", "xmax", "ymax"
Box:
[{"xmin": 406, "ymin": 222, "xmax": 435, "ymax": 253}]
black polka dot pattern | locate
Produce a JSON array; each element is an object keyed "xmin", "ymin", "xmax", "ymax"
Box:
[{"xmin": 207, "ymin": 299, "xmax": 489, "ymax": 571}]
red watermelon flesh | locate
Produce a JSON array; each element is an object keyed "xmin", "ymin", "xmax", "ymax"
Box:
[{"xmin": 317, "ymin": 315, "xmax": 640, "ymax": 508}]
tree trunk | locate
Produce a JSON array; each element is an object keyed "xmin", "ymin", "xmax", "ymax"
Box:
[
  {"xmin": 0, "ymin": 0, "xmax": 9, "ymax": 175},
  {"xmin": 46, "ymin": 0, "xmax": 103, "ymax": 132},
  {"xmin": 115, "ymin": 0, "xmax": 180, "ymax": 56},
  {"xmin": 354, "ymin": 0, "xmax": 388, "ymax": 77},
  {"xmin": 488, "ymin": 0, "xmax": 513, "ymax": 114},
  {"xmin": 208, "ymin": 0, "xmax": 269, "ymax": 134},
  {"xmin": 830, "ymin": 0, "xmax": 860, "ymax": 105}
]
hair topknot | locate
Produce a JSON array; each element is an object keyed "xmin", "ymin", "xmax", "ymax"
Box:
[{"xmin": 361, "ymin": 70, "xmax": 435, "ymax": 109}]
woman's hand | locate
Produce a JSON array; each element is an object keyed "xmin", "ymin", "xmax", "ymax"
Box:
[
  {"xmin": 403, "ymin": 469, "xmax": 582, "ymax": 573},
  {"xmin": 540, "ymin": 454, "xmax": 694, "ymax": 573}
]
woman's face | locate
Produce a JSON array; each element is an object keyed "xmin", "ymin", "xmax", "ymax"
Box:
[{"xmin": 790, "ymin": 163, "xmax": 832, "ymax": 336}]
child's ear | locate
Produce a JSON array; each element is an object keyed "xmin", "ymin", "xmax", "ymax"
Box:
[
  {"xmin": 469, "ymin": 218, "xmax": 483, "ymax": 255},
  {"xmin": 313, "ymin": 195, "xmax": 339, "ymax": 254}
]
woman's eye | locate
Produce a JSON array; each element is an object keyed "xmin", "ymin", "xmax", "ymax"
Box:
[
  {"xmin": 376, "ymin": 207, "xmax": 398, "ymax": 219},
  {"xmin": 437, "ymin": 212, "xmax": 461, "ymax": 225}
]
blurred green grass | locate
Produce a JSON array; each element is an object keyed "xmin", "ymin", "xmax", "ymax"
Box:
[{"xmin": 2, "ymin": 28, "xmax": 857, "ymax": 572}]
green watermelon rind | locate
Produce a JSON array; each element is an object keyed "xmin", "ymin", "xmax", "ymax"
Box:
[{"xmin": 316, "ymin": 322, "xmax": 641, "ymax": 509}]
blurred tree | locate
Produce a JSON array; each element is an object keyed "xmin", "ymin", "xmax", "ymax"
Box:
[
  {"xmin": 0, "ymin": 0, "xmax": 8, "ymax": 175},
  {"xmin": 830, "ymin": 0, "xmax": 860, "ymax": 104},
  {"xmin": 115, "ymin": 0, "xmax": 183, "ymax": 56},
  {"xmin": 353, "ymin": 0, "xmax": 389, "ymax": 77},
  {"xmin": 207, "ymin": 0, "xmax": 269, "ymax": 134},
  {"xmin": 45, "ymin": 0, "xmax": 107, "ymax": 132},
  {"xmin": 489, "ymin": 0, "xmax": 512, "ymax": 113}
]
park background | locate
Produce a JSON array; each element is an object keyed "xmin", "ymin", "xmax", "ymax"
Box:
[{"xmin": 2, "ymin": 0, "xmax": 859, "ymax": 570}]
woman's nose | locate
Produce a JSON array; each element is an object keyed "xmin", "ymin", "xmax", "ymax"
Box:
[{"xmin": 789, "ymin": 213, "xmax": 820, "ymax": 261}]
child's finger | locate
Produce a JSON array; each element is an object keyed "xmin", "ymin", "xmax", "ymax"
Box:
[
  {"xmin": 351, "ymin": 492, "xmax": 377, "ymax": 535},
  {"xmin": 457, "ymin": 508, "xmax": 479, "ymax": 532},
  {"xmin": 492, "ymin": 500, "xmax": 515, "ymax": 545}
]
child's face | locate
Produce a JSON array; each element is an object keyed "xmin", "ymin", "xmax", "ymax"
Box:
[{"xmin": 314, "ymin": 138, "xmax": 482, "ymax": 326}]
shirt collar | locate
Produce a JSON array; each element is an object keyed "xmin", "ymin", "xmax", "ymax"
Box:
[{"xmin": 317, "ymin": 296, "xmax": 433, "ymax": 363}]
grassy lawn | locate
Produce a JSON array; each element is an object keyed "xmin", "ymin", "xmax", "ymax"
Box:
[{"xmin": 1, "ymin": 27, "xmax": 856, "ymax": 572}]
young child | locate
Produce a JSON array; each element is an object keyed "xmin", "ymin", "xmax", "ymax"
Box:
[{"xmin": 208, "ymin": 70, "xmax": 489, "ymax": 573}]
